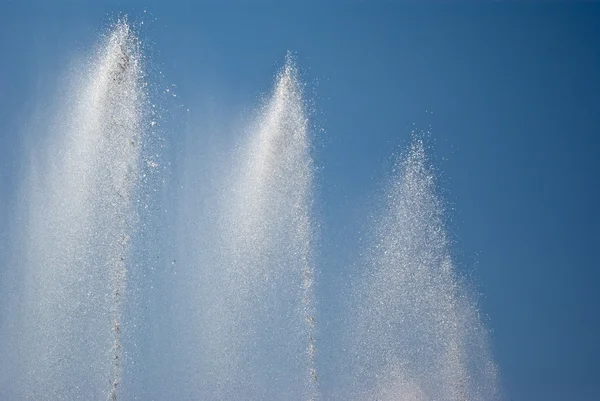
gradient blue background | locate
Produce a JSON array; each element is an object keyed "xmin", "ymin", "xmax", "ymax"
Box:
[{"xmin": 1, "ymin": 3, "xmax": 599, "ymax": 400}]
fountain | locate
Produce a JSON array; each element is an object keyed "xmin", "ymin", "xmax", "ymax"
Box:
[
  {"xmin": 154, "ymin": 52, "xmax": 318, "ymax": 401},
  {"xmin": 343, "ymin": 138, "xmax": 500, "ymax": 400},
  {"xmin": 0, "ymin": 20, "xmax": 500, "ymax": 400},
  {"xmin": 0, "ymin": 20, "xmax": 147, "ymax": 400}
]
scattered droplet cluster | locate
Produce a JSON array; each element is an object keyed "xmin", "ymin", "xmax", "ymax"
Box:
[
  {"xmin": 347, "ymin": 137, "xmax": 500, "ymax": 400},
  {"xmin": 11, "ymin": 18, "xmax": 146, "ymax": 400}
]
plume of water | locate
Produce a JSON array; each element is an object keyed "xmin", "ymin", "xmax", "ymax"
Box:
[
  {"xmin": 168, "ymin": 54, "xmax": 318, "ymax": 400},
  {"xmin": 222, "ymin": 54, "xmax": 318, "ymax": 400},
  {"xmin": 346, "ymin": 136, "xmax": 500, "ymax": 400},
  {"xmin": 5, "ymin": 20, "xmax": 145, "ymax": 400}
]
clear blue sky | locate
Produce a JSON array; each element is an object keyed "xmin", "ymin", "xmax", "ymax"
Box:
[{"xmin": 1, "ymin": 3, "xmax": 599, "ymax": 400}]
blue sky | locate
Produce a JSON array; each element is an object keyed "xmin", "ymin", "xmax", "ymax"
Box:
[{"xmin": 1, "ymin": 3, "xmax": 599, "ymax": 400}]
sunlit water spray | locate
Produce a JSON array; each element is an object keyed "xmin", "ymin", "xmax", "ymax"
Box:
[
  {"xmin": 4, "ymin": 20, "xmax": 146, "ymax": 400},
  {"xmin": 0, "ymin": 19, "xmax": 503, "ymax": 401},
  {"xmin": 166, "ymin": 54, "xmax": 319, "ymax": 400},
  {"xmin": 345, "ymin": 136, "xmax": 500, "ymax": 400},
  {"xmin": 226, "ymin": 55, "xmax": 318, "ymax": 399},
  {"xmin": 218, "ymin": 54, "xmax": 318, "ymax": 399}
]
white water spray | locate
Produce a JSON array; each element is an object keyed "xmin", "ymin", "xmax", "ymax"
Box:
[
  {"xmin": 218, "ymin": 53, "xmax": 318, "ymax": 399},
  {"xmin": 346, "ymin": 137, "xmax": 500, "ymax": 400},
  {"xmin": 6, "ymin": 20, "xmax": 145, "ymax": 400}
]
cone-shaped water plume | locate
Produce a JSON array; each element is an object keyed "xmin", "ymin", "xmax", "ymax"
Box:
[
  {"xmin": 7, "ymin": 20, "xmax": 145, "ymax": 400},
  {"xmin": 347, "ymin": 136, "xmax": 499, "ymax": 400},
  {"xmin": 224, "ymin": 54, "xmax": 318, "ymax": 400},
  {"xmin": 170, "ymin": 54, "xmax": 318, "ymax": 400}
]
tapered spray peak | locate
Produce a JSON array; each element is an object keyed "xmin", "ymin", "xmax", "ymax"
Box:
[
  {"xmin": 246, "ymin": 54, "xmax": 310, "ymax": 194},
  {"xmin": 260, "ymin": 54, "xmax": 307, "ymax": 143},
  {"xmin": 393, "ymin": 137, "xmax": 430, "ymax": 187},
  {"xmin": 384, "ymin": 136, "xmax": 444, "ymax": 234},
  {"xmin": 275, "ymin": 53, "xmax": 302, "ymax": 99},
  {"xmin": 107, "ymin": 19, "xmax": 138, "ymax": 54},
  {"xmin": 99, "ymin": 19, "xmax": 142, "ymax": 86},
  {"xmin": 402, "ymin": 137, "xmax": 434, "ymax": 189}
]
